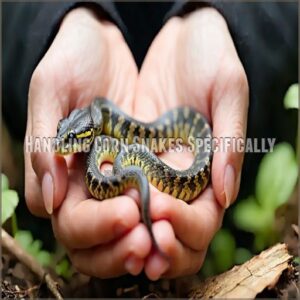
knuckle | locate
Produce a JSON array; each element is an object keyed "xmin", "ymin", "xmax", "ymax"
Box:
[
  {"xmin": 114, "ymin": 198, "xmax": 138, "ymax": 226},
  {"xmin": 62, "ymin": 210, "xmax": 79, "ymax": 243},
  {"xmin": 232, "ymin": 117, "xmax": 245, "ymax": 140},
  {"xmin": 106, "ymin": 24, "xmax": 123, "ymax": 42},
  {"xmin": 153, "ymin": 196, "xmax": 172, "ymax": 219},
  {"xmin": 225, "ymin": 62, "xmax": 249, "ymax": 96},
  {"xmin": 30, "ymin": 64, "xmax": 47, "ymax": 91},
  {"xmin": 53, "ymin": 211, "xmax": 75, "ymax": 248}
]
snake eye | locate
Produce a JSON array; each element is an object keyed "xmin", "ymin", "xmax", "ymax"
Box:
[{"xmin": 68, "ymin": 131, "xmax": 76, "ymax": 139}]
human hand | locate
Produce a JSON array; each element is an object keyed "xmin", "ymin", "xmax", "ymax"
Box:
[
  {"xmin": 131, "ymin": 7, "xmax": 249, "ymax": 279},
  {"xmin": 25, "ymin": 7, "xmax": 152, "ymax": 277},
  {"xmin": 25, "ymin": 7, "xmax": 138, "ymax": 216},
  {"xmin": 25, "ymin": 6, "xmax": 248, "ymax": 281}
]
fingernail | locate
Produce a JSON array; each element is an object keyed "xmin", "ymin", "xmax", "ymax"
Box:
[
  {"xmin": 124, "ymin": 255, "xmax": 142, "ymax": 275},
  {"xmin": 125, "ymin": 188, "xmax": 140, "ymax": 204},
  {"xmin": 42, "ymin": 173, "xmax": 53, "ymax": 215},
  {"xmin": 150, "ymin": 254, "xmax": 170, "ymax": 281},
  {"xmin": 224, "ymin": 164, "xmax": 235, "ymax": 209}
]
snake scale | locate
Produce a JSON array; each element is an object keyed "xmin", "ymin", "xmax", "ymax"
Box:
[{"xmin": 55, "ymin": 98, "xmax": 213, "ymax": 253}]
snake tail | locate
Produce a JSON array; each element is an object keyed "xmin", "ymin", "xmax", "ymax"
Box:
[{"xmin": 86, "ymin": 136, "xmax": 166, "ymax": 256}]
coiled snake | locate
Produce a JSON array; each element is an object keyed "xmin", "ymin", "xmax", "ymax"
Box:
[{"xmin": 55, "ymin": 98, "xmax": 213, "ymax": 253}]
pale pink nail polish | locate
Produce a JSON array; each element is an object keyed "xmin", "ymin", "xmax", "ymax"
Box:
[
  {"xmin": 224, "ymin": 164, "xmax": 235, "ymax": 209},
  {"xmin": 42, "ymin": 173, "xmax": 53, "ymax": 215}
]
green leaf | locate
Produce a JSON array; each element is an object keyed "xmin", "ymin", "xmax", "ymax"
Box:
[
  {"xmin": 256, "ymin": 143, "xmax": 298, "ymax": 209},
  {"xmin": 2, "ymin": 174, "xmax": 9, "ymax": 191},
  {"xmin": 284, "ymin": 84, "xmax": 299, "ymax": 109},
  {"xmin": 30, "ymin": 240, "xmax": 42, "ymax": 254},
  {"xmin": 15, "ymin": 231, "xmax": 52, "ymax": 267},
  {"xmin": 235, "ymin": 248, "xmax": 252, "ymax": 265},
  {"xmin": 55, "ymin": 258, "xmax": 72, "ymax": 279},
  {"xmin": 36, "ymin": 251, "xmax": 52, "ymax": 267},
  {"xmin": 233, "ymin": 196, "xmax": 273, "ymax": 233},
  {"xmin": 1, "ymin": 190, "xmax": 19, "ymax": 224},
  {"xmin": 254, "ymin": 231, "xmax": 271, "ymax": 251},
  {"xmin": 15, "ymin": 231, "xmax": 34, "ymax": 250},
  {"xmin": 293, "ymin": 256, "xmax": 300, "ymax": 265},
  {"xmin": 201, "ymin": 257, "xmax": 215, "ymax": 277},
  {"xmin": 211, "ymin": 229, "xmax": 235, "ymax": 272}
]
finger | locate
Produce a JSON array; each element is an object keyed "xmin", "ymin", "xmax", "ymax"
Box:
[
  {"xmin": 53, "ymin": 197, "xmax": 141, "ymax": 249},
  {"xmin": 69, "ymin": 223, "xmax": 151, "ymax": 278},
  {"xmin": 150, "ymin": 187, "xmax": 224, "ymax": 251},
  {"xmin": 144, "ymin": 220, "xmax": 206, "ymax": 280},
  {"xmin": 52, "ymin": 167, "xmax": 141, "ymax": 249},
  {"xmin": 211, "ymin": 59, "xmax": 249, "ymax": 208},
  {"xmin": 28, "ymin": 68, "xmax": 69, "ymax": 215},
  {"xmin": 133, "ymin": 17, "xmax": 182, "ymax": 121},
  {"xmin": 24, "ymin": 133, "xmax": 49, "ymax": 218}
]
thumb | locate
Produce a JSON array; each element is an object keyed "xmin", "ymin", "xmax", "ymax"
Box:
[
  {"xmin": 211, "ymin": 66, "xmax": 249, "ymax": 208},
  {"xmin": 28, "ymin": 74, "xmax": 68, "ymax": 214},
  {"xmin": 30, "ymin": 152, "xmax": 68, "ymax": 215}
]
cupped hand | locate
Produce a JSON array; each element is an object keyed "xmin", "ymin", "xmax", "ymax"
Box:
[
  {"xmin": 24, "ymin": 6, "xmax": 249, "ymax": 280},
  {"xmin": 25, "ymin": 7, "xmax": 137, "ymax": 215},
  {"xmin": 25, "ymin": 7, "xmax": 150, "ymax": 277},
  {"xmin": 131, "ymin": 7, "xmax": 249, "ymax": 279}
]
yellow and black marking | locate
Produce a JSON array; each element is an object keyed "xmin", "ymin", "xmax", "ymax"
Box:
[{"xmin": 55, "ymin": 97, "xmax": 213, "ymax": 255}]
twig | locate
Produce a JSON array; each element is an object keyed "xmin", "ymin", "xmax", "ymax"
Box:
[{"xmin": 1, "ymin": 228, "xmax": 63, "ymax": 299}]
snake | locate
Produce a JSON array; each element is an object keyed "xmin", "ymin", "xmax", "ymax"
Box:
[{"xmin": 54, "ymin": 97, "xmax": 213, "ymax": 254}]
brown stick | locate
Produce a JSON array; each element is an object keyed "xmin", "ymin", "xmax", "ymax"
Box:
[
  {"xmin": 1, "ymin": 228, "xmax": 63, "ymax": 300},
  {"xmin": 189, "ymin": 243, "xmax": 293, "ymax": 299}
]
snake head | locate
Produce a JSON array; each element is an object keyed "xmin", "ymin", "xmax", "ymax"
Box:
[{"xmin": 53, "ymin": 104, "xmax": 103, "ymax": 155}]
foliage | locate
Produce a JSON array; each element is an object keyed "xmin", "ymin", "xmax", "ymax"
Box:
[
  {"xmin": 234, "ymin": 143, "xmax": 298, "ymax": 251},
  {"xmin": 202, "ymin": 229, "xmax": 252, "ymax": 276},
  {"xmin": 202, "ymin": 84, "xmax": 299, "ymax": 275},
  {"xmin": 284, "ymin": 84, "xmax": 299, "ymax": 109},
  {"xmin": 256, "ymin": 143, "xmax": 298, "ymax": 209},
  {"xmin": 210, "ymin": 229, "xmax": 236, "ymax": 273},
  {"xmin": 15, "ymin": 230, "xmax": 52, "ymax": 267},
  {"xmin": 1, "ymin": 173, "xmax": 72, "ymax": 279},
  {"xmin": 2, "ymin": 174, "xmax": 19, "ymax": 225},
  {"xmin": 55, "ymin": 258, "xmax": 73, "ymax": 279},
  {"xmin": 293, "ymin": 257, "xmax": 300, "ymax": 265}
]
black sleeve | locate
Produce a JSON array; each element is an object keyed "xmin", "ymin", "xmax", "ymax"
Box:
[
  {"xmin": 166, "ymin": 2, "xmax": 298, "ymax": 193},
  {"xmin": 3, "ymin": 1, "xmax": 298, "ymax": 150},
  {"xmin": 2, "ymin": 2, "xmax": 126, "ymax": 140}
]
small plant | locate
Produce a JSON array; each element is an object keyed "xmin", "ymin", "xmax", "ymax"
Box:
[
  {"xmin": 2, "ymin": 174, "xmax": 19, "ymax": 234},
  {"xmin": 202, "ymin": 84, "xmax": 299, "ymax": 275},
  {"xmin": 234, "ymin": 84, "xmax": 298, "ymax": 251},
  {"xmin": 233, "ymin": 143, "xmax": 298, "ymax": 250},
  {"xmin": 284, "ymin": 84, "xmax": 298, "ymax": 110},
  {"xmin": 1, "ymin": 173, "xmax": 72, "ymax": 278}
]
